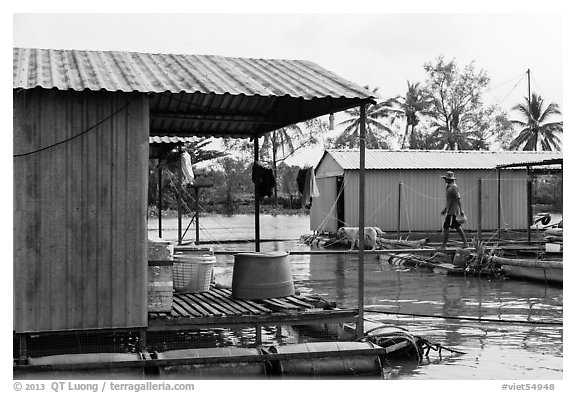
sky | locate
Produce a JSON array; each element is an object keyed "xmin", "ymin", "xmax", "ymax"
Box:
[{"xmin": 10, "ymin": 8, "xmax": 567, "ymax": 165}]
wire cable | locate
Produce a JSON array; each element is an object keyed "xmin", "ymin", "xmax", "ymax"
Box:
[{"xmin": 13, "ymin": 95, "xmax": 139, "ymax": 157}]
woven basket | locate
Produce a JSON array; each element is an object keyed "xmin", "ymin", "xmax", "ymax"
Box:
[{"xmin": 173, "ymin": 252, "xmax": 215, "ymax": 293}]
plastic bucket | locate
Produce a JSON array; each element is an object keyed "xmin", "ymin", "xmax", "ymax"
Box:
[
  {"xmin": 157, "ymin": 347, "xmax": 266, "ymax": 378},
  {"xmin": 19, "ymin": 352, "xmax": 145, "ymax": 379},
  {"xmin": 232, "ymin": 252, "xmax": 294, "ymax": 299},
  {"xmin": 173, "ymin": 253, "xmax": 215, "ymax": 293},
  {"xmin": 269, "ymin": 341, "xmax": 382, "ymax": 377}
]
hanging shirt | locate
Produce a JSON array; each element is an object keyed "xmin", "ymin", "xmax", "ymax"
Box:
[
  {"xmin": 252, "ymin": 161, "xmax": 275, "ymax": 201},
  {"xmin": 181, "ymin": 151, "xmax": 195, "ymax": 185},
  {"xmin": 299, "ymin": 167, "xmax": 320, "ymax": 208}
]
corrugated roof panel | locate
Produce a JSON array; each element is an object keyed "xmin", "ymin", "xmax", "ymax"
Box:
[
  {"xmin": 325, "ymin": 150, "xmax": 563, "ymax": 170},
  {"xmin": 13, "ymin": 48, "xmax": 374, "ymax": 100},
  {"xmin": 149, "ymin": 136, "xmax": 200, "ymax": 144}
]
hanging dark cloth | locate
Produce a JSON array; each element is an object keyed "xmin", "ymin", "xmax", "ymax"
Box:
[
  {"xmin": 297, "ymin": 167, "xmax": 320, "ymax": 208},
  {"xmin": 296, "ymin": 168, "xmax": 308, "ymax": 195},
  {"xmin": 252, "ymin": 161, "xmax": 275, "ymax": 202}
]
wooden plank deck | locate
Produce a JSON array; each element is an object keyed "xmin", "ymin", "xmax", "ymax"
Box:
[{"xmin": 148, "ymin": 286, "xmax": 358, "ymax": 331}]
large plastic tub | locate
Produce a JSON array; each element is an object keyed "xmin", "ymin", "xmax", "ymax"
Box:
[{"xmin": 232, "ymin": 251, "xmax": 294, "ymax": 299}]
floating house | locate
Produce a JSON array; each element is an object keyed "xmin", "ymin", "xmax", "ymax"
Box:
[
  {"xmin": 311, "ymin": 149, "xmax": 562, "ymax": 233},
  {"xmin": 13, "ymin": 48, "xmax": 375, "ymax": 349}
]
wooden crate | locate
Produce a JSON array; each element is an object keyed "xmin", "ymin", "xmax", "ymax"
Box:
[{"xmin": 148, "ymin": 240, "xmax": 174, "ymax": 313}]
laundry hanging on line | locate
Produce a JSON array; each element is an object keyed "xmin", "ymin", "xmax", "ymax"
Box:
[
  {"xmin": 297, "ymin": 167, "xmax": 319, "ymax": 208},
  {"xmin": 252, "ymin": 161, "xmax": 276, "ymax": 202},
  {"xmin": 181, "ymin": 151, "xmax": 195, "ymax": 185}
]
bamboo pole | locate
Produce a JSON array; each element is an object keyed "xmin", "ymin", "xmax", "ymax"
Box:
[
  {"xmin": 397, "ymin": 182, "xmax": 402, "ymax": 240},
  {"xmin": 254, "ymin": 137, "xmax": 260, "ymax": 252},
  {"xmin": 158, "ymin": 160, "xmax": 162, "ymax": 238},
  {"xmin": 497, "ymin": 168, "xmax": 501, "ymax": 241},
  {"xmin": 357, "ymin": 103, "xmax": 366, "ymax": 340},
  {"xmin": 177, "ymin": 145, "xmax": 183, "ymax": 245},
  {"xmin": 477, "ymin": 178, "xmax": 482, "ymax": 242},
  {"xmin": 195, "ymin": 187, "xmax": 200, "ymax": 245}
]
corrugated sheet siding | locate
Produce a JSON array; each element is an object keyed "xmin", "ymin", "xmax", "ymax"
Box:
[
  {"xmin": 340, "ymin": 169, "xmax": 527, "ymax": 232},
  {"xmin": 326, "ymin": 149, "xmax": 562, "ymax": 170},
  {"xmin": 14, "ymin": 48, "xmax": 373, "ymax": 99},
  {"xmin": 13, "ymin": 89, "xmax": 149, "ymax": 333},
  {"xmin": 310, "ymin": 177, "xmax": 338, "ymax": 232}
]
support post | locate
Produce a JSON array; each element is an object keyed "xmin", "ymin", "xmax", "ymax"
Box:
[
  {"xmin": 177, "ymin": 145, "xmax": 183, "ymax": 245},
  {"xmin": 357, "ymin": 103, "xmax": 366, "ymax": 340},
  {"xmin": 397, "ymin": 182, "xmax": 402, "ymax": 240},
  {"xmin": 255, "ymin": 324, "xmax": 262, "ymax": 345},
  {"xmin": 497, "ymin": 169, "xmax": 501, "ymax": 241},
  {"xmin": 18, "ymin": 333, "xmax": 28, "ymax": 362},
  {"xmin": 158, "ymin": 160, "xmax": 162, "ymax": 238},
  {"xmin": 254, "ymin": 137, "xmax": 260, "ymax": 252},
  {"xmin": 138, "ymin": 327, "xmax": 147, "ymax": 351},
  {"xmin": 195, "ymin": 187, "xmax": 200, "ymax": 245},
  {"xmin": 527, "ymin": 166, "xmax": 533, "ymax": 242},
  {"xmin": 477, "ymin": 178, "xmax": 482, "ymax": 242}
]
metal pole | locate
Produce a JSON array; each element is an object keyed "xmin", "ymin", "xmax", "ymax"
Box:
[
  {"xmin": 357, "ymin": 103, "xmax": 366, "ymax": 340},
  {"xmin": 254, "ymin": 137, "xmax": 260, "ymax": 252},
  {"xmin": 477, "ymin": 178, "xmax": 482, "ymax": 242},
  {"xmin": 527, "ymin": 166, "xmax": 533, "ymax": 242},
  {"xmin": 397, "ymin": 182, "xmax": 402, "ymax": 240},
  {"xmin": 497, "ymin": 169, "xmax": 501, "ymax": 241},
  {"xmin": 195, "ymin": 187, "xmax": 200, "ymax": 245},
  {"xmin": 158, "ymin": 160, "xmax": 162, "ymax": 238},
  {"xmin": 177, "ymin": 145, "xmax": 183, "ymax": 245}
]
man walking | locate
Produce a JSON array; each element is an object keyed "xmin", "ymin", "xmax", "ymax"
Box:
[{"xmin": 440, "ymin": 171, "xmax": 468, "ymax": 249}]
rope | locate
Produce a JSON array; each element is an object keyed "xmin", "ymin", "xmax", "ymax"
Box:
[
  {"xmin": 366, "ymin": 187, "xmax": 396, "ymax": 221},
  {"xmin": 364, "ymin": 309, "xmax": 562, "ymax": 326},
  {"xmin": 14, "ymin": 95, "xmax": 140, "ymax": 157}
]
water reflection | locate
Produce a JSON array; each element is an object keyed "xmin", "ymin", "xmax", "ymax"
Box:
[{"xmin": 149, "ymin": 214, "xmax": 563, "ymax": 379}]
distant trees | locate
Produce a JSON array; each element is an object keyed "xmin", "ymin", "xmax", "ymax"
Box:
[
  {"xmin": 395, "ymin": 81, "xmax": 434, "ymax": 149},
  {"xmin": 327, "ymin": 86, "xmax": 398, "ymax": 149},
  {"xmin": 422, "ymin": 56, "xmax": 492, "ymax": 150},
  {"xmin": 510, "ymin": 93, "xmax": 563, "ymax": 151}
]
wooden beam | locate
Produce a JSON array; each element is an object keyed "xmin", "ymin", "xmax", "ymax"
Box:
[
  {"xmin": 150, "ymin": 112, "xmax": 275, "ymax": 125},
  {"xmin": 358, "ymin": 103, "xmax": 366, "ymax": 340}
]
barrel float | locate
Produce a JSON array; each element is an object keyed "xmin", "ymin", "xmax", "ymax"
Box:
[
  {"xmin": 17, "ymin": 352, "xmax": 145, "ymax": 379},
  {"xmin": 157, "ymin": 347, "xmax": 267, "ymax": 378},
  {"xmin": 269, "ymin": 341, "xmax": 382, "ymax": 377}
]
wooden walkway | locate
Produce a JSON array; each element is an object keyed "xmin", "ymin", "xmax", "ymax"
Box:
[{"xmin": 148, "ymin": 286, "xmax": 358, "ymax": 336}]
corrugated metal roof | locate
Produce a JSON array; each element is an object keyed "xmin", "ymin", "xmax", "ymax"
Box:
[
  {"xmin": 13, "ymin": 47, "xmax": 373, "ymax": 99},
  {"xmin": 324, "ymin": 149, "xmax": 563, "ymax": 170},
  {"xmin": 149, "ymin": 136, "xmax": 199, "ymax": 144}
]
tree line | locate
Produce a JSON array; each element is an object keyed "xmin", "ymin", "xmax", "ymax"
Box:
[{"xmin": 148, "ymin": 56, "xmax": 563, "ymax": 215}]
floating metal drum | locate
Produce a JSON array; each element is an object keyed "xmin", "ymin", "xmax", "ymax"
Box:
[
  {"xmin": 232, "ymin": 252, "xmax": 294, "ymax": 299},
  {"xmin": 157, "ymin": 347, "xmax": 266, "ymax": 378},
  {"xmin": 269, "ymin": 341, "xmax": 382, "ymax": 377},
  {"xmin": 20, "ymin": 353, "xmax": 145, "ymax": 379}
]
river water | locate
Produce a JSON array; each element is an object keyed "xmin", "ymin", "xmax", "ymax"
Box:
[{"xmin": 147, "ymin": 213, "xmax": 563, "ymax": 380}]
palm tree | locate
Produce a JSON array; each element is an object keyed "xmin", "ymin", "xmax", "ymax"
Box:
[
  {"xmin": 510, "ymin": 93, "xmax": 563, "ymax": 151},
  {"xmin": 260, "ymin": 124, "xmax": 304, "ymax": 201},
  {"xmin": 332, "ymin": 86, "xmax": 399, "ymax": 149},
  {"xmin": 395, "ymin": 81, "xmax": 434, "ymax": 149}
]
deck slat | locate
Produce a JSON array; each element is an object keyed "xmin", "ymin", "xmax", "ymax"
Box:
[
  {"xmin": 284, "ymin": 296, "xmax": 314, "ymax": 308},
  {"xmin": 171, "ymin": 297, "xmax": 193, "ymax": 317},
  {"xmin": 185, "ymin": 293, "xmax": 230, "ymax": 316},
  {"xmin": 203, "ymin": 290, "xmax": 252, "ymax": 314},
  {"xmin": 176, "ymin": 294, "xmax": 214, "ymax": 316},
  {"xmin": 194, "ymin": 292, "xmax": 245, "ymax": 315},
  {"xmin": 211, "ymin": 288, "xmax": 272, "ymax": 313}
]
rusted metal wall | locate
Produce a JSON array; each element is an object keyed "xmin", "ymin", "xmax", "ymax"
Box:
[
  {"xmin": 338, "ymin": 169, "xmax": 528, "ymax": 232},
  {"xmin": 13, "ymin": 89, "xmax": 149, "ymax": 333}
]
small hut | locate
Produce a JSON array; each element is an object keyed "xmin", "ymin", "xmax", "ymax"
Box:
[
  {"xmin": 311, "ymin": 149, "xmax": 562, "ymax": 233},
  {"xmin": 13, "ymin": 48, "xmax": 375, "ymax": 338}
]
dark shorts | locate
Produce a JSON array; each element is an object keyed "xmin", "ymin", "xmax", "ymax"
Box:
[{"xmin": 443, "ymin": 215, "xmax": 461, "ymax": 229}]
